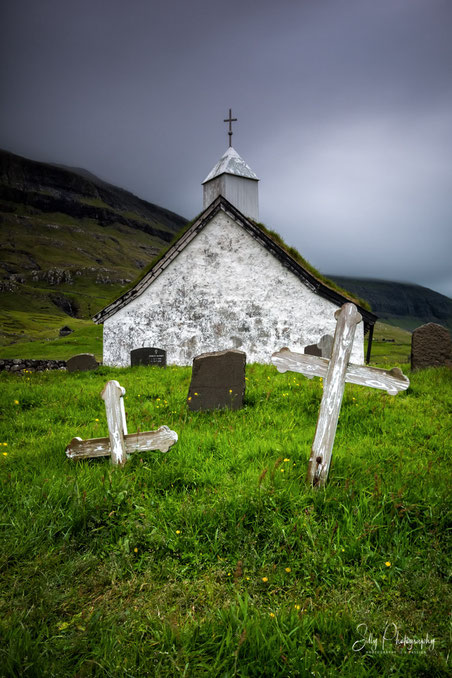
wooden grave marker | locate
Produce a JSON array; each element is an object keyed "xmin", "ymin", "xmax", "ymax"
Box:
[
  {"xmin": 272, "ymin": 303, "xmax": 409, "ymax": 487},
  {"xmin": 66, "ymin": 379, "xmax": 178, "ymax": 464}
]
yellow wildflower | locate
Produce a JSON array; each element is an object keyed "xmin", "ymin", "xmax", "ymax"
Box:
[
  {"xmin": 283, "ymin": 458, "xmax": 290, "ymax": 462},
  {"xmin": 3, "ymin": 443, "xmax": 7, "ymax": 446},
  {"xmin": 269, "ymin": 612, "xmax": 275, "ymax": 617},
  {"xmin": 285, "ymin": 567, "xmax": 291, "ymax": 573},
  {"xmin": 294, "ymin": 604, "xmax": 301, "ymax": 610},
  {"xmin": 134, "ymin": 547, "xmax": 138, "ymax": 553},
  {"xmin": 262, "ymin": 577, "xmax": 268, "ymax": 583},
  {"xmin": 2, "ymin": 452, "xmax": 7, "ymax": 457},
  {"xmin": 14, "ymin": 400, "xmax": 19, "ymax": 405},
  {"xmin": 385, "ymin": 561, "xmax": 391, "ymax": 567},
  {"xmin": 176, "ymin": 530, "xmax": 181, "ymax": 535}
]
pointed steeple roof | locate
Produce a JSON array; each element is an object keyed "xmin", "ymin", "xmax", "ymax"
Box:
[{"xmin": 202, "ymin": 146, "xmax": 259, "ymax": 184}]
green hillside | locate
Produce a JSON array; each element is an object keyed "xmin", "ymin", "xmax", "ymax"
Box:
[{"xmin": 0, "ymin": 149, "xmax": 188, "ymax": 350}]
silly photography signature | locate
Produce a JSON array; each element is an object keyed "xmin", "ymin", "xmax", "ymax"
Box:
[{"xmin": 352, "ymin": 622, "xmax": 436, "ymax": 655}]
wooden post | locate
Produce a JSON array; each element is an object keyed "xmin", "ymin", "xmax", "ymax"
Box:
[
  {"xmin": 306, "ymin": 304, "xmax": 361, "ymax": 487},
  {"xmin": 101, "ymin": 380, "xmax": 127, "ymax": 465}
]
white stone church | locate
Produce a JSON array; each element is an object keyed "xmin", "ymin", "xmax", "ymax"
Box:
[{"xmin": 93, "ymin": 144, "xmax": 377, "ymax": 365}]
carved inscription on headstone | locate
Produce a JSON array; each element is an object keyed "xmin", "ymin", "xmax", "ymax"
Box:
[
  {"xmin": 130, "ymin": 347, "xmax": 167, "ymax": 368},
  {"xmin": 187, "ymin": 349, "xmax": 246, "ymax": 411},
  {"xmin": 66, "ymin": 353, "xmax": 99, "ymax": 372},
  {"xmin": 411, "ymin": 323, "xmax": 452, "ymax": 371}
]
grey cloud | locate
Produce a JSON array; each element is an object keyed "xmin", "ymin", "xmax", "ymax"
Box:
[{"xmin": 1, "ymin": 0, "xmax": 451, "ymax": 296}]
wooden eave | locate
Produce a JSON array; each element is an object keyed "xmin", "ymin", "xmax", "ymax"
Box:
[{"xmin": 93, "ymin": 195, "xmax": 378, "ymax": 333}]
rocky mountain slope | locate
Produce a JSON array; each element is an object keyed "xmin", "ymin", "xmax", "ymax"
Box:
[
  {"xmin": 327, "ymin": 275, "xmax": 452, "ymax": 331},
  {"xmin": 0, "ymin": 149, "xmax": 188, "ymax": 345}
]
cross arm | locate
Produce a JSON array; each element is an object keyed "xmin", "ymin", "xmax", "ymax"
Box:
[
  {"xmin": 66, "ymin": 426, "xmax": 178, "ymax": 460},
  {"xmin": 272, "ymin": 348, "xmax": 410, "ymax": 395}
]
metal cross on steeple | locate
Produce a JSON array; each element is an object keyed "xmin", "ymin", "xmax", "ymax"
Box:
[{"xmin": 224, "ymin": 108, "xmax": 237, "ymax": 147}]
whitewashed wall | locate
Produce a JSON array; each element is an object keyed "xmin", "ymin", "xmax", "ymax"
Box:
[{"xmin": 103, "ymin": 210, "xmax": 364, "ymax": 366}]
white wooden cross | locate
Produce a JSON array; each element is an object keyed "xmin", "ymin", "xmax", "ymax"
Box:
[
  {"xmin": 66, "ymin": 380, "xmax": 178, "ymax": 464},
  {"xmin": 272, "ymin": 303, "xmax": 409, "ymax": 487}
]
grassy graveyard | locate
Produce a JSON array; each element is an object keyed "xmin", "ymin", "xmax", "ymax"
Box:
[{"xmin": 0, "ymin": 362, "xmax": 450, "ymax": 677}]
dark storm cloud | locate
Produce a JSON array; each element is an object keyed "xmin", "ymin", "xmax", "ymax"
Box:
[{"xmin": 1, "ymin": 0, "xmax": 451, "ymax": 295}]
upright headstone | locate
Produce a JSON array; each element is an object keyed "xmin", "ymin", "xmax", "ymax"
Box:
[
  {"xmin": 304, "ymin": 343, "xmax": 321, "ymax": 357},
  {"xmin": 187, "ymin": 349, "xmax": 246, "ymax": 411},
  {"xmin": 130, "ymin": 347, "xmax": 167, "ymax": 367},
  {"xmin": 66, "ymin": 353, "xmax": 98, "ymax": 372},
  {"xmin": 411, "ymin": 323, "xmax": 452, "ymax": 371},
  {"xmin": 305, "ymin": 334, "xmax": 334, "ymax": 358}
]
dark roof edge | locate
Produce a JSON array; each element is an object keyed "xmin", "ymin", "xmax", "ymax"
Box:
[
  {"xmin": 93, "ymin": 195, "xmax": 378, "ymax": 331},
  {"xmin": 201, "ymin": 172, "xmax": 259, "ymax": 185}
]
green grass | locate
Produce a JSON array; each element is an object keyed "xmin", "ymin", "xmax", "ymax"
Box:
[
  {"xmin": 366, "ymin": 322, "xmax": 412, "ymax": 367},
  {"xmin": 0, "ymin": 363, "xmax": 450, "ymax": 676}
]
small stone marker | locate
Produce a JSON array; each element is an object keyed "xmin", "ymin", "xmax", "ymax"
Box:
[
  {"xmin": 411, "ymin": 323, "xmax": 452, "ymax": 371},
  {"xmin": 272, "ymin": 303, "xmax": 410, "ymax": 488},
  {"xmin": 305, "ymin": 334, "xmax": 333, "ymax": 358},
  {"xmin": 59, "ymin": 326, "xmax": 73, "ymax": 337},
  {"xmin": 187, "ymin": 349, "xmax": 246, "ymax": 411},
  {"xmin": 66, "ymin": 353, "xmax": 98, "ymax": 372},
  {"xmin": 131, "ymin": 347, "xmax": 167, "ymax": 368},
  {"xmin": 65, "ymin": 379, "xmax": 177, "ymax": 464}
]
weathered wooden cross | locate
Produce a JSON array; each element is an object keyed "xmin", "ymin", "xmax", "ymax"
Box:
[
  {"xmin": 272, "ymin": 303, "xmax": 409, "ymax": 487},
  {"xmin": 65, "ymin": 380, "xmax": 178, "ymax": 464}
]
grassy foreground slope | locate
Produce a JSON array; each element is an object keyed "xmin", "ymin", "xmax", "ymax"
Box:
[{"xmin": 0, "ymin": 363, "xmax": 450, "ymax": 676}]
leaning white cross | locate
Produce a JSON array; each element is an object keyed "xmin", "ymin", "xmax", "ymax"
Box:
[
  {"xmin": 65, "ymin": 379, "xmax": 178, "ymax": 464},
  {"xmin": 272, "ymin": 303, "xmax": 409, "ymax": 487}
]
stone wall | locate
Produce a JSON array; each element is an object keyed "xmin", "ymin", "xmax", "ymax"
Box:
[{"xmin": 0, "ymin": 359, "xmax": 66, "ymax": 372}]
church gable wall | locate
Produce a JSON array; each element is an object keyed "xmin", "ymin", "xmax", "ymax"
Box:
[{"xmin": 103, "ymin": 211, "xmax": 364, "ymax": 366}]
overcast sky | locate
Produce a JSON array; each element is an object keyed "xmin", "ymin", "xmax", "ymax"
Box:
[{"xmin": 1, "ymin": 0, "xmax": 451, "ymax": 297}]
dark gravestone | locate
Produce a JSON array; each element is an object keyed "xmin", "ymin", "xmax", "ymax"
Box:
[
  {"xmin": 411, "ymin": 323, "xmax": 452, "ymax": 371},
  {"xmin": 59, "ymin": 326, "xmax": 73, "ymax": 337},
  {"xmin": 66, "ymin": 353, "xmax": 98, "ymax": 372},
  {"xmin": 304, "ymin": 334, "xmax": 334, "ymax": 359},
  {"xmin": 304, "ymin": 343, "xmax": 321, "ymax": 357},
  {"xmin": 130, "ymin": 347, "xmax": 167, "ymax": 367},
  {"xmin": 187, "ymin": 349, "xmax": 246, "ymax": 411}
]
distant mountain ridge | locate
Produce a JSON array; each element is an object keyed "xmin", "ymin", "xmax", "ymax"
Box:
[
  {"xmin": 0, "ymin": 149, "xmax": 187, "ymax": 239},
  {"xmin": 327, "ymin": 276, "xmax": 452, "ymax": 332},
  {"xmin": 0, "ymin": 149, "xmax": 188, "ymax": 344}
]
